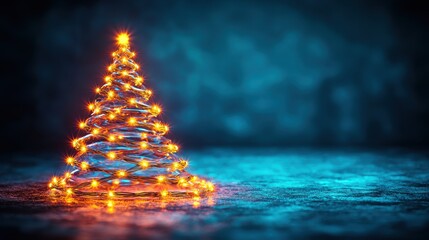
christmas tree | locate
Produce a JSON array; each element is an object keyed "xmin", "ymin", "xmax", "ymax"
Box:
[{"xmin": 48, "ymin": 33, "xmax": 214, "ymax": 199}]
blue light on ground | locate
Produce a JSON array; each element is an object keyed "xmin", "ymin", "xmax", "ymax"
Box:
[{"xmin": 1, "ymin": 148, "xmax": 428, "ymax": 239}]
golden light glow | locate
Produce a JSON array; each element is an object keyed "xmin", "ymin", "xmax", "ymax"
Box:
[
  {"xmin": 108, "ymin": 134, "xmax": 116, "ymax": 142},
  {"xmin": 78, "ymin": 121, "xmax": 86, "ymax": 129},
  {"xmin": 128, "ymin": 117, "xmax": 137, "ymax": 125},
  {"xmin": 108, "ymin": 90, "xmax": 115, "ymax": 98},
  {"xmin": 108, "ymin": 65, "xmax": 113, "ymax": 71},
  {"xmin": 207, "ymin": 182, "xmax": 215, "ymax": 192},
  {"xmin": 172, "ymin": 162, "xmax": 179, "ymax": 170},
  {"xmin": 88, "ymin": 103, "xmax": 95, "ymax": 111},
  {"xmin": 151, "ymin": 105, "xmax": 162, "ymax": 115},
  {"xmin": 122, "ymin": 71, "xmax": 127, "ymax": 76},
  {"xmin": 66, "ymin": 188, "xmax": 73, "ymax": 196},
  {"xmin": 94, "ymin": 108, "xmax": 101, "ymax": 114},
  {"xmin": 129, "ymin": 98, "xmax": 136, "ymax": 104},
  {"xmin": 80, "ymin": 145, "xmax": 87, "ymax": 152},
  {"xmin": 108, "ymin": 113, "xmax": 116, "ymax": 120},
  {"xmin": 64, "ymin": 172, "xmax": 71, "ymax": 178},
  {"xmin": 141, "ymin": 133, "xmax": 147, "ymax": 139},
  {"xmin": 107, "ymin": 151, "xmax": 116, "ymax": 160},
  {"xmin": 122, "ymin": 57, "xmax": 127, "ymax": 63},
  {"xmin": 105, "ymin": 76, "xmax": 111, "ymax": 82},
  {"xmin": 108, "ymin": 191, "xmax": 115, "ymax": 198},
  {"xmin": 135, "ymin": 76, "xmax": 143, "ymax": 85},
  {"xmin": 116, "ymin": 33, "xmax": 129, "ymax": 46},
  {"xmin": 112, "ymin": 179, "xmax": 120, "ymax": 185},
  {"xmin": 167, "ymin": 144, "xmax": 179, "ymax": 153},
  {"xmin": 72, "ymin": 139, "xmax": 79, "ymax": 147},
  {"xmin": 81, "ymin": 161, "xmax": 89, "ymax": 170},
  {"xmin": 91, "ymin": 179, "xmax": 99, "ymax": 188},
  {"xmin": 95, "ymin": 87, "xmax": 101, "ymax": 93},
  {"xmin": 157, "ymin": 175, "xmax": 166, "ymax": 183},
  {"xmin": 107, "ymin": 200, "xmax": 114, "ymax": 208},
  {"xmin": 160, "ymin": 190, "xmax": 168, "ymax": 197},
  {"xmin": 52, "ymin": 177, "xmax": 58, "ymax": 184},
  {"xmin": 139, "ymin": 160, "xmax": 150, "ymax": 169},
  {"xmin": 117, "ymin": 170, "xmax": 126, "ymax": 178},
  {"xmin": 140, "ymin": 141, "xmax": 148, "ymax": 149},
  {"xmin": 124, "ymin": 83, "xmax": 131, "ymax": 90},
  {"xmin": 92, "ymin": 128, "xmax": 100, "ymax": 135},
  {"xmin": 66, "ymin": 157, "xmax": 74, "ymax": 165}
]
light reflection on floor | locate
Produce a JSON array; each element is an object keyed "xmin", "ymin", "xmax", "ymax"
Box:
[{"xmin": 1, "ymin": 149, "xmax": 429, "ymax": 239}]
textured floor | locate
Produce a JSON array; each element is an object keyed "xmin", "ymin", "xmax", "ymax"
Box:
[{"xmin": 0, "ymin": 149, "xmax": 429, "ymax": 239}]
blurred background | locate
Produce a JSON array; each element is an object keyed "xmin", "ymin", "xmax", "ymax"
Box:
[{"xmin": 2, "ymin": 0, "xmax": 429, "ymax": 155}]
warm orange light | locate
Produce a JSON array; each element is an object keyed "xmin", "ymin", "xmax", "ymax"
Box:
[
  {"xmin": 167, "ymin": 144, "xmax": 179, "ymax": 153},
  {"xmin": 81, "ymin": 161, "xmax": 89, "ymax": 170},
  {"xmin": 122, "ymin": 71, "xmax": 127, "ymax": 76},
  {"xmin": 172, "ymin": 162, "xmax": 180, "ymax": 171},
  {"xmin": 108, "ymin": 191, "xmax": 115, "ymax": 198},
  {"xmin": 160, "ymin": 190, "xmax": 168, "ymax": 197},
  {"xmin": 108, "ymin": 113, "xmax": 116, "ymax": 120},
  {"xmin": 107, "ymin": 200, "xmax": 114, "ymax": 208},
  {"xmin": 91, "ymin": 179, "xmax": 99, "ymax": 188},
  {"xmin": 105, "ymin": 76, "xmax": 111, "ymax": 82},
  {"xmin": 112, "ymin": 179, "xmax": 120, "ymax": 185},
  {"xmin": 66, "ymin": 188, "xmax": 73, "ymax": 196},
  {"xmin": 153, "ymin": 122, "xmax": 167, "ymax": 132},
  {"xmin": 207, "ymin": 182, "xmax": 215, "ymax": 192},
  {"xmin": 108, "ymin": 135, "xmax": 116, "ymax": 142},
  {"xmin": 72, "ymin": 139, "xmax": 79, "ymax": 147},
  {"xmin": 108, "ymin": 65, "xmax": 113, "ymax": 71},
  {"xmin": 128, "ymin": 117, "xmax": 137, "ymax": 125},
  {"xmin": 95, "ymin": 87, "xmax": 101, "ymax": 93},
  {"xmin": 52, "ymin": 177, "xmax": 58, "ymax": 184},
  {"xmin": 78, "ymin": 121, "xmax": 86, "ymax": 129},
  {"xmin": 108, "ymin": 90, "xmax": 115, "ymax": 98},
  {"xmin": 157, "ymin": 175, "xmax": 166, "ymax": 183},
  {"xmin": 94, "ymin": 108, "xmax": 101, "ymax": 114},
  {"xmin": 139, "ymin": 160, "xmax": 150, "ymax": 169},
  {"xmin": 179, "ymin": 160, "xmax": 189, "ymax": 168},
  {"xmin": 140, "ymin": 142, "xmax": 148, "ymax": 149},
  {"xmin": 135, "ymin": 64, "xmax": 139, "ymax": 69},
  {"xmin": 124, "ymin": 83, "xmax": 131, "ymax": 90},
  {"xmin": 151, "ymin": 105, "xmax": 162, "ymax": 115},
  {"xmin": 88, "ymin": 103, "xmax": 95, "ymax": 111},
  {"xmin": 64, "ymin": 172, "xmax": 71, "ymax": 178},
  {"xmin": 80, "ymin": 145, "xmax": 87, "ymax": 152},
  {"xmin": 135, "ymin": 76, "xmax": 143, "ymax": 85},
  {"xmin": 92, "ymin": 128, "xmax": 100, "ymax": 135},
  {"xmin": 117, "ymin": 33, "xmax": 129, "ymax": 46},
  {"xmin": 141, "ymin": 133, "xmax": 147, "ymax": 139},
  {"xmin": 107, "ymin": 151, "xmax": 116, "ymax": 160},
  {"xmin": 66, "ymin": 157, "xmax": 74, "ymax": 165},
  {"xmin": 122, "ymin": 57, "xmax": 127, "ymax": 63},
  {"xmin": 117, "ymin": 170, "xmax": 126, "ymax": 178},
  {"xmin": 129, "ymin": 98, "xmax": 136, "ymax": 104}
]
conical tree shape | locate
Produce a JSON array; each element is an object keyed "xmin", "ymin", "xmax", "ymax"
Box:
[{"xmin": 48, "ymin": 33, "xmax": 214, "ymax": 199}]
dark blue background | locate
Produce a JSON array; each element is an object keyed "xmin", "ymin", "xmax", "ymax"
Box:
[{"xmin": 2, "ymin": 0, "xmax": 429, "ymax": 153}]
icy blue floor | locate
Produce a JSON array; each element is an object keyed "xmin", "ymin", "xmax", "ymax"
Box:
[{"xmin": 1, "ymin": 148, "xmax": 429, "ymax": 239}]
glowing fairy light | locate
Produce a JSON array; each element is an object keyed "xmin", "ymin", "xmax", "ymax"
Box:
[
  {"xmin": 116, "ymin": 33, "xmax": 129, "ymax": 45},
  {"xmin": 47, "ymin": 31, "xmax": 214, "ymax": 200}
]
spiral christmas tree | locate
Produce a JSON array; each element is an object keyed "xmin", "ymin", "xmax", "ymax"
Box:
[{"xmin": 48, "ymin": 33, "xmax": 214, "ymax": 199}]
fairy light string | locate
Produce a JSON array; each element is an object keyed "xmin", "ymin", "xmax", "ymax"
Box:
[{"xmin": 48, "ymin": 32, "xmax": 215, "ymax": 199}]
